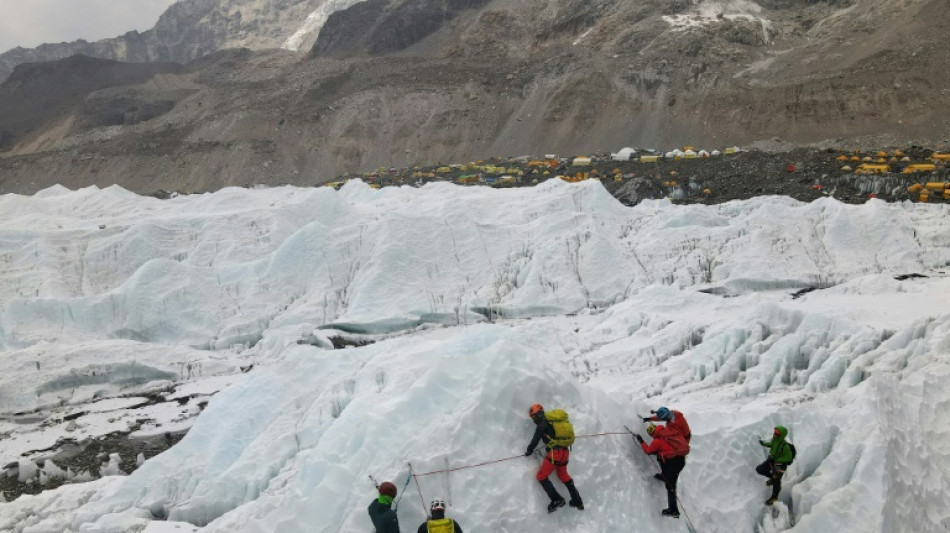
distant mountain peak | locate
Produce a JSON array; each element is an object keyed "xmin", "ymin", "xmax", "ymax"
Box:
[{"xmin": 0, "ymin": 0, "xmax": 347, "ymax": 82}]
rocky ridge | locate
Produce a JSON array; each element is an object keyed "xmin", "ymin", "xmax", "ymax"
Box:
[
  {"xmin": 0, "ymin": 0, "xmax": 330, "ymax": 83},
  {"xmin": 0, "ymin": 0, "xmax": 948, "ymax": 195}
]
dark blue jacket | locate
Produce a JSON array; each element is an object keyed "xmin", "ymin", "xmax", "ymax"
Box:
[
  {"xmin": 368, "ymin": 499, "xmax": 400, "ymax": 533},
  {"xmin": 526, "ymin": 416, "xmax": 558, "ymax": 453}
]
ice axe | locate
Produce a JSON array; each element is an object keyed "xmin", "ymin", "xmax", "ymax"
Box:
[{"xmin": 393, "ymin": 470, "xmax": 413, "ymax": 511}]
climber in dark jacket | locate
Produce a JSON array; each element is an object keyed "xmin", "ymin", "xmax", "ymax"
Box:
[
  {"xmin": 524, "ymin": 403, "xmax": 583, "ymax": 512},
  {"xmin": 368, "ymin": 481, "xmax": 401, "ymax": 533}
]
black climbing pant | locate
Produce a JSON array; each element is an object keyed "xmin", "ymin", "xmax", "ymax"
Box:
[
  {"xmin": 756, "ymin": 459, "xmax": 785, "ymax": 499},
  {"xmin": 539, "ymin": 479, "xmax": 562, "ymax": 502},
  {"xmin": 660, "ymin": 455, "xmax": 686, "ymax": 513}
]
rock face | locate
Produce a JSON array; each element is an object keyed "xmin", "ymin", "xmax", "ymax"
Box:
[
  {"xmin": 0, "ymin": 0, "xmax": 330, "ymax": 83},
  {"xmin": 311, "ymin": 0, "xmax": 493, "ymax": 57},
  {"xmin": 0, "ymin": 0, "xmax": 948, "ymax": 195},
  {"xmin": 0, "ymin": 55, "xmax": 184, "ymax": 152}
]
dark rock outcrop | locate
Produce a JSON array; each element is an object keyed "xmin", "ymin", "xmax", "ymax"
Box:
[
  {"xmin": 0, "ymin": 55, "xmax": 183, "ymax": 151},
  {"xmin": 311, "ymin": 0, "xmax": 492, "ymax": 58}
]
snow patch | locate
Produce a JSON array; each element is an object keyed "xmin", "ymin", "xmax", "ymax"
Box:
[
  {"xmin": 282, "ymin": 0, "xmax": 368, "ymax": 51},
  {"xmin": 663, "ymin": 0, "xmax": 774, "ymax": 42}
]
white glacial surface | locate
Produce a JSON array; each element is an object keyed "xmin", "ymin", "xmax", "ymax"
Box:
[{"xmin": 0, "ymin": 180, "xmax": 949, "ymax": 532}]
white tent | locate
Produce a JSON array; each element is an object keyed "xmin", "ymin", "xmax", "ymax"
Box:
[{"xmin": 611, "ymin": 147, "xmax": 637, "ymax": 161}]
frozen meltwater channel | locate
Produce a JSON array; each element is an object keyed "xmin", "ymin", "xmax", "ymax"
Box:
[{"xmin": 0, "ymin": 180, "xmax": 948, "ymax": 532}]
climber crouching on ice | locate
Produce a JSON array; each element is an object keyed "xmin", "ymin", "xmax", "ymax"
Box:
[{"xmin": 757, "ymin": 425, "xmax": 796, "ymax": 505}]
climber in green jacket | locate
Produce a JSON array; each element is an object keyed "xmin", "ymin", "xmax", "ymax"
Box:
[{"xmin": 755, "ymin": 426, "xmax": 796, "ymax": 505}]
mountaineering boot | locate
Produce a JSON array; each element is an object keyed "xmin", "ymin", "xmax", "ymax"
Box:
[
  {"xmin": 766, "ymin": 479, "xmax": 774, "ymax": 486},
  {"xmin": 663, "ymin": 490, "xmax": 682, "ymax": 520},
  {"xmin": 539, "ymin": 479, "xmax": 565, "ymax": 512},
  {"xmin": 765, "ymin": 496, "xmax": 777, "ymax": 506},
  {"xmin": 654, "ymin": 473, "xmax": 666, "ymax": 482},
  {"xmin": 565, "ymin": 480, "xmax": 584, "ymax": 510}
]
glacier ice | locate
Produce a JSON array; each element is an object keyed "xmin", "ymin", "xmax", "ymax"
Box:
[{"xmin": 1, "ymin": 181, "xmax": 948, "ymax": 532}]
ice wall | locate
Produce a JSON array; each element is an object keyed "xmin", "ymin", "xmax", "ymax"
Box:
[{"xmin": 2, "ymin": 182, "xmax": 946, "ymax": 351}]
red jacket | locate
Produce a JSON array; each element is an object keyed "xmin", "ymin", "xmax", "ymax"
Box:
[
  {"xmin": 640, "ymin": 426, "xmax": 677, "ymax": 461},
  {"xmin": 650, "ymin": 410, "xmax": 691, "ymax": 441}
]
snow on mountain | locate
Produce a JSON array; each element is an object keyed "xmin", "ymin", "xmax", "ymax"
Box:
[
  {"xmin": 662, "ymin": 0, "xmax": 770, "ymax": 34},
  {"xmin": 0, "ymin": 0, "xmax": 343, "ymax": 83},
  {"xmin": 282, "ymin": 0, "xmax": 367, "ymax": 51},
  {"xmin": 1, "ymin": 181, "xmax": 949, "ymax": 532}
]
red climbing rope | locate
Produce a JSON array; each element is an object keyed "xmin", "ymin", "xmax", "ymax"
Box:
[
  {"xmin": 411, "ymin": 432, "xmax": 631, "ymax": 477},
  {"xmin": 413, "ymin": 455, "xmax": 523, "ymax": 477},
  {"xmin": 408, "ymin": 463, "xmax": 429, "ymax": 518}
]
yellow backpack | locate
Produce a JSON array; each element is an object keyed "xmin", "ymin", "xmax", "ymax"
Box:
[
  {"xmin": 426, "ymin": 518, "xmax": 455, "ymax": 533},
  {"xmin": 545, "ymin": 409, "xmax": 575, "ymax": 448}
]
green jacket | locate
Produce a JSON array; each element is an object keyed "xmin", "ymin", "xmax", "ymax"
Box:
[{"xmin": 761, "ymin": 426, "xmax": 794, "ymax": 464}]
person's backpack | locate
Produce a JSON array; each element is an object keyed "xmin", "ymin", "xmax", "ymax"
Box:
[
  {"xmin": 544, "ymin": 409, "xmax": 575, "ymax": 448},
  {"xmin": 786, "ymin": 443, "xmax": 797, "ymax": 465},
  {"xmin": 663, "ymin": 427, "xmax": 690, "ymax": 457}
]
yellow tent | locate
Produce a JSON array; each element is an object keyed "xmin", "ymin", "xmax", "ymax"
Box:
[
  {"xmin": 855, "ymin": 164, "xmax": 890, "ymax": 174},
  {"xmin": 903, "ymin": 164, "xmax": 936, "ymax": 174}
]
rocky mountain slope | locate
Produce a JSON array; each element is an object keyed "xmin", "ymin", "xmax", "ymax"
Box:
[
  {"xmin": 0, "ymin": 0, "xmax": 333, "ymax": 83},
  {"xmin": 0, "ymin": 0, "xmax": 948, "ymax": 195},
  {"xmin": 0, "ymin": 56, "xmax": 185, "ymax": 153}
]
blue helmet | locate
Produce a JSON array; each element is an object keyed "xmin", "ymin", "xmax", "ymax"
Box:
[{"xmin": 656, "ymin": 407, "xmax": 672, "ymax": 421}]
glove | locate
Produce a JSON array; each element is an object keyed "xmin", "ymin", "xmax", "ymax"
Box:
[
  {"xmin": 642, "ymin": 417, "xmax": 652, "ymax": 422},
  {"xmin": 759, "ymin": 440, "xmax": 767, "ymax": 446},
  {"xmin": 525, "ymin": 449, "xmax": 534, "ymax": 456},
  {"xmin": 650, "ymin": 410, "xmax": 656, "ymax": 414},
  {"xmin": 635, "ymin": 434, "xmax": 644, "ymax": 444}
]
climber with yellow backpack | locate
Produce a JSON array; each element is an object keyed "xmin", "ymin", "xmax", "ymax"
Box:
[
  {"xmin": 524, "ymin": 403, "xmax": 584, "ymax": 513},
  {"xmin": 416, "ymin": 499, "xmax": 462, "ymax": 533}
]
